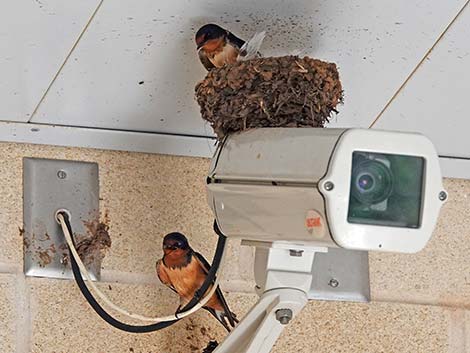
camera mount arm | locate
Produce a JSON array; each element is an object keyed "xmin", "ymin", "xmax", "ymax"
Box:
[{"xmin": 214, "ymin": 242, "xmax": 327, "ymax": 353}]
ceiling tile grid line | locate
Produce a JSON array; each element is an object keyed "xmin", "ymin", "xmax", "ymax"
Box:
[
  {"xmin": 368, "ymin": 0, "xmax": 470, "ymax": 128},
  {"xmin": 27, "ymin": 0, "xmax": 106, "ymax": 123},
  {"xmin": 0, "ymin": 121, "xmax": 215, "ymax": 158}
]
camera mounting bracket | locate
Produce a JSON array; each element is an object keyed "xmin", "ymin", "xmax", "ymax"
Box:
[{"xmin": 214, "ymin": 243, "xmax": 369, "ymax": 353}]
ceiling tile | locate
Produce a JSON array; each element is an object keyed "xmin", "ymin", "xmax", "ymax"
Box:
[
  {"xmin": 374, "ymin": 4, "xmax": 470, "ymax": 158},
  {"xmin": 0, "ymin": 0, "xmax": 102, "ymax": 122},
  {"xmin": 32, "ymin": 0, "xmax": 464, "ymax": 141}
]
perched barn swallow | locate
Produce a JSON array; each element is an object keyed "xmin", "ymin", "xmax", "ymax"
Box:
[
  {"xmin": 156, "ymin": 232, "xmax": 238, "ymax": 331},
  {"xmin": 195, "ymin": 23, "xmax": 246, "ymax": 70}
]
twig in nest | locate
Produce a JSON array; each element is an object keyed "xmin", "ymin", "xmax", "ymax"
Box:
[
  {"xmin": 275, "ymin": 95, "xmax": 293, "ymax": 116},
  {"xmin": 295, "ymin": 61, "xmax": 308, "ymax": 73},
  {"xmin": 259, "ymin": 100, "xmax": 271, "ymax": 120},
  {"xmin": 302, "ymin": 94, "xmax": 308, "ymax": 109},
  {"xmin": 309, "ymin": 102, "xmax": 315, "ymax": 120}
]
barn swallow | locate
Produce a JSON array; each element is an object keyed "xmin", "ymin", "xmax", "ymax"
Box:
[
  {"xmin": 195, "ymin": 23, "xmax": 246, "ymax": 70},
  {"xmin": 156, "ymin": 232, "xmax": 238, "ymax": 331}
]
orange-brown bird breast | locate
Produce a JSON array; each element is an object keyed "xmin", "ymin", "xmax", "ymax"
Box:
[
  {"xmin": 202, "ymin": 38, "xmax": 239, "ymax": 68},
  {"xmin": 163, "ymin": 255, "xmax": 223, "ymax": 311},
  {"xmin": 202, "ymin": 38, "xmax": 224, "ymax": 52}
]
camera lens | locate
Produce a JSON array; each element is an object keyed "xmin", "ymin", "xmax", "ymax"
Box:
[
  {"xmin": 348, "ymin": 151, "xmax": 424, "ymax": 228},
  {"xmin": 351, "ymin": 159, "xmax": 393, "ymax": 205},
  {"xmin": 357, "ymin": 173, "xmax": 374, "ymax": 191}
]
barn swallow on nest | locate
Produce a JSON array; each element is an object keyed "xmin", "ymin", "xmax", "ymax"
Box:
[
  {"xmin": 156, "ymin": 232, "xmax": 238, "ymax": 331},
  {"xmin": 195, "ymin": 23, "xmax": 265, "ymax": 70}
]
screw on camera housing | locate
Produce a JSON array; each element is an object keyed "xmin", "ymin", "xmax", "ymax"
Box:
[{"xmin": 439, "ymin": 191, "xmax": 448, "ymax": 201}]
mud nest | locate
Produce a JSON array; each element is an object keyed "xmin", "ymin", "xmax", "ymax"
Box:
[
  {"xmin": 195, "ymin": 55, "xmax": 343, "ymax": 139},
  {"xmin": 76, "ymin": 221, "xmax": 112, "ymax": 265}
]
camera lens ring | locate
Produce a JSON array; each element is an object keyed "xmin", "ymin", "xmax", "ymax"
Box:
[
  {"xmin": 351, "ymin": 159, "xmax": 394, "ymax": 205},
  {"xmin": 356, "ymin": 172, "xmax": 375, "ymax": 191}
]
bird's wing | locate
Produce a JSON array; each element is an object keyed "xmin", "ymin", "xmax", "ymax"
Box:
[
  {"xmin": 193, "ymin": 251, "xmax": 213, "ymax": 274},
  {"xmin": 194, "ymin": 252, "xmax": 237, "ymax": 330},
  {"xmin": 227, "ymin": 32, "xmax": 246, "ymax": 49},
  {"xmin": 156, "ymin": 259, "xmax": 177, "ymax": 293},
  {"xmin": 237, "ymin": 31, "xmax": 266, "ymax": 61},
  {"xmin": 198, "ymin": 49, "xmax": 216, "ymax": 71}
]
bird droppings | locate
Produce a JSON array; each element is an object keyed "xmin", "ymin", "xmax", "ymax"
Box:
[
  {"xmin": 38, "ymin": 250, "xmax": 52, "ymax": 267},
  {"xmin": 35, "ymin": 242, "xmax": 57, "ymax": 267},
  {"xmin": 195, "ymin": 55, "xmax": 343, "ymax": 139}
]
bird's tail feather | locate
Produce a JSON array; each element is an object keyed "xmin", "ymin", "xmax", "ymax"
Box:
[
  {"xmin": 205, "ymin": 307, "xmax": 237, "ymax": 332},
  {"xmin": 216, "ymin": 286, "xmax": 237, "ymax": 328},
  {"xmin": 237, "ymin": 31, "xmax": 266, "ymax": 61}
]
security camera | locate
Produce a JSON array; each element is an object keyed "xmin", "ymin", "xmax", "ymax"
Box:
[
  {"xmin": 206, "ymin": 128, "xmax": 447, "ymax": 353},
  {"xmin": 206, "ymin": 128, "xmax": 447, "ymax": 253}
]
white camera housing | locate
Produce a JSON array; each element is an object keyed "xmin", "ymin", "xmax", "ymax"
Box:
[{"xmin": 206, "ymin": 128, "xmax": 447, "ymax": 253}]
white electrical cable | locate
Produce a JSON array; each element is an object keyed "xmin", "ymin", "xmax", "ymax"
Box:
[{"xmin": 57, "ymin": 213, "xmax": 220, "ymax": 323}]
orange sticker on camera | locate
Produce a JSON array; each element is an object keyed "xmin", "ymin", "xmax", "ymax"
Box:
[{"xmin": 305, "ymin": 209, "xmax": 323, "ymax": 236}]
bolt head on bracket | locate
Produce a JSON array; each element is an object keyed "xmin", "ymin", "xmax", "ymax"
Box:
[{"xmin": 275, "ymin": 308, "xmax": 293, "ymax": 325}]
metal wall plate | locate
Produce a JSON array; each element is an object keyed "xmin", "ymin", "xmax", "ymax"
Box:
[
  {"xmin": 308, "ymin": 248, "xmax": 370, "ymax": 302},
  {"xmin": 23, "ymin": 158, "xmax": 100, "ymax": 280}
]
